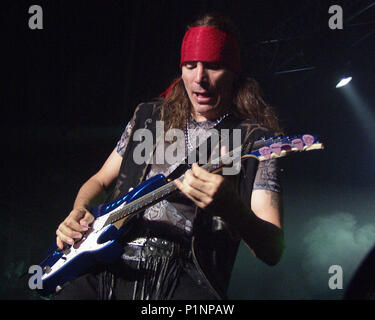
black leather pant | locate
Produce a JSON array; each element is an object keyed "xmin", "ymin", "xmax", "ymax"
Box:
[{"xmin": 53, "ymin": 263, "xmax": 216, "ymax": 300}]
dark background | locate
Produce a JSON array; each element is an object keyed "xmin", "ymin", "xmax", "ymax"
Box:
[{"xmin": 1, "ymin": 0, "xmax": 375, "ymax": 300}]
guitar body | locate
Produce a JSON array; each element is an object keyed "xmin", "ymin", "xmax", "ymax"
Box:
[{"xmin": 38, "ymin": 174, "xmax": 167, "ymax": 296}]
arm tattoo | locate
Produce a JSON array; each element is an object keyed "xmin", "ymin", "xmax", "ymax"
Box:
[
  {"xmin": 266, "ymin": 190, "xmax": 282, "ymax": 210},
  {"xmin": 253, "ymin": 159, "xmax": 282, "ymax": 193}
]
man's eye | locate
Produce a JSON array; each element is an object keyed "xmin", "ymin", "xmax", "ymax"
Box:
[
  {"xmin": 184, "ymin": 62, "xmax": 196, "ymax": 69},
  {"xmin": 206, "ymin": 62, "xmax": 221, "ymax": 70}
]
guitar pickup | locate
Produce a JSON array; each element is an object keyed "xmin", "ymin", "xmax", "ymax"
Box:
[
  {"xmin": 61, "ymin": 242, "xmax": 71, "ymax": 255},
  {"xmin": 62, "ymin": 247, "xmax": 70, "ymax": 255}
]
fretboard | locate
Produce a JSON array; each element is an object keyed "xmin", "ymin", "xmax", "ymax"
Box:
[{"xmin": 103, "ymin": 179, "xmax": 179, "ymax": 227}]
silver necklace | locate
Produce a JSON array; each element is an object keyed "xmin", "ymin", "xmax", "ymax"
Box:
[{"xmin": 185, "ymin": 112, "xmax": 230, "ymax": 152}]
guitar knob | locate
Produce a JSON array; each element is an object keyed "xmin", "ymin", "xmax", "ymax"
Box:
[{"xmin": 43, "ymin": 266, "xmax": 51, "ymax": 274}]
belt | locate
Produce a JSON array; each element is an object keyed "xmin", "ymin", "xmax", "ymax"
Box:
[
  {"xmin": 121, "ymin": 236, "xmax": 179, "ymax": 263},
  {"xmin": 121, "ymin": 236, "xmax": 210, "ymax": 292}
]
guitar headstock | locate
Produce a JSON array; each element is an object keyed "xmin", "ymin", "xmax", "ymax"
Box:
[{"xmin": 244, "ymin": 134, "xmax": 324, "ymax": 161}]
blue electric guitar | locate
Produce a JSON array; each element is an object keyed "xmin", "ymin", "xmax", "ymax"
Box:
[{"xmin": 37, "ymin": 134, "xmax": 324, "ymax": 296}]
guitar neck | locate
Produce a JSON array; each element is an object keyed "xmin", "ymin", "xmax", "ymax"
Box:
[
  {"xmin": 103, "ymin": 179, "xmax": 179, "ymax": 226},
  {"xmin": 103, "ymin": 154, "xmax": 235, "ymax": 227}
]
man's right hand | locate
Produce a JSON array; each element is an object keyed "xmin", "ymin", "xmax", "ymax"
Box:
[{"xmin": 56, "ymin": 207, "xmax": 95, "ymax": 249}]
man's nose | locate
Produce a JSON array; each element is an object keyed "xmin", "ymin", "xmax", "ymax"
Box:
[{"xmin": 194, "ymin": 62, "xmax": 208, "ymax": 84}]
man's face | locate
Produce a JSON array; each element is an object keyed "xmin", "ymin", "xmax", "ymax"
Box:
[{"xmin": 181, "ymin": 61, "xmax": 235, "ymax": 121}]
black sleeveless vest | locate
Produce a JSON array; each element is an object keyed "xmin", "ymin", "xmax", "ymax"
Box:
[{"xmin": 110, "ymin": 101, "xmax": 272, "ymax": 299}]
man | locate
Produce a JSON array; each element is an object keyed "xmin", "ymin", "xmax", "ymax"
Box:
[{"xmin": 54, "ymin": 13, "xmax": 284, "ymax": 300}]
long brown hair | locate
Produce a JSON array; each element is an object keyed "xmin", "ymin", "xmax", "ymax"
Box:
[{"xmin": 160, "ymin": 13, "xmax": 281, "ymax": 133}]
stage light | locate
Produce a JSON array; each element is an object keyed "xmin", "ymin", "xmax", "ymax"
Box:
[{"xmin": 336, "ymin": 76, "xmax": 352, "ymax": 88}]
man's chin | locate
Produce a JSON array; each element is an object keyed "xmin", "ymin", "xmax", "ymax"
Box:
[{"xmin": 193, "ymin": 103, "xmax": 220, "ymax": 115}]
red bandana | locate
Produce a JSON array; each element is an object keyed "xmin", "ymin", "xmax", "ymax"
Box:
[
  {"xmin": 180, "ymin": 26, "xmax": 241, "ymax": 74},
  {"xmin": 160, "ymin": 26, "xmax": 241, "ymax": 98}
]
